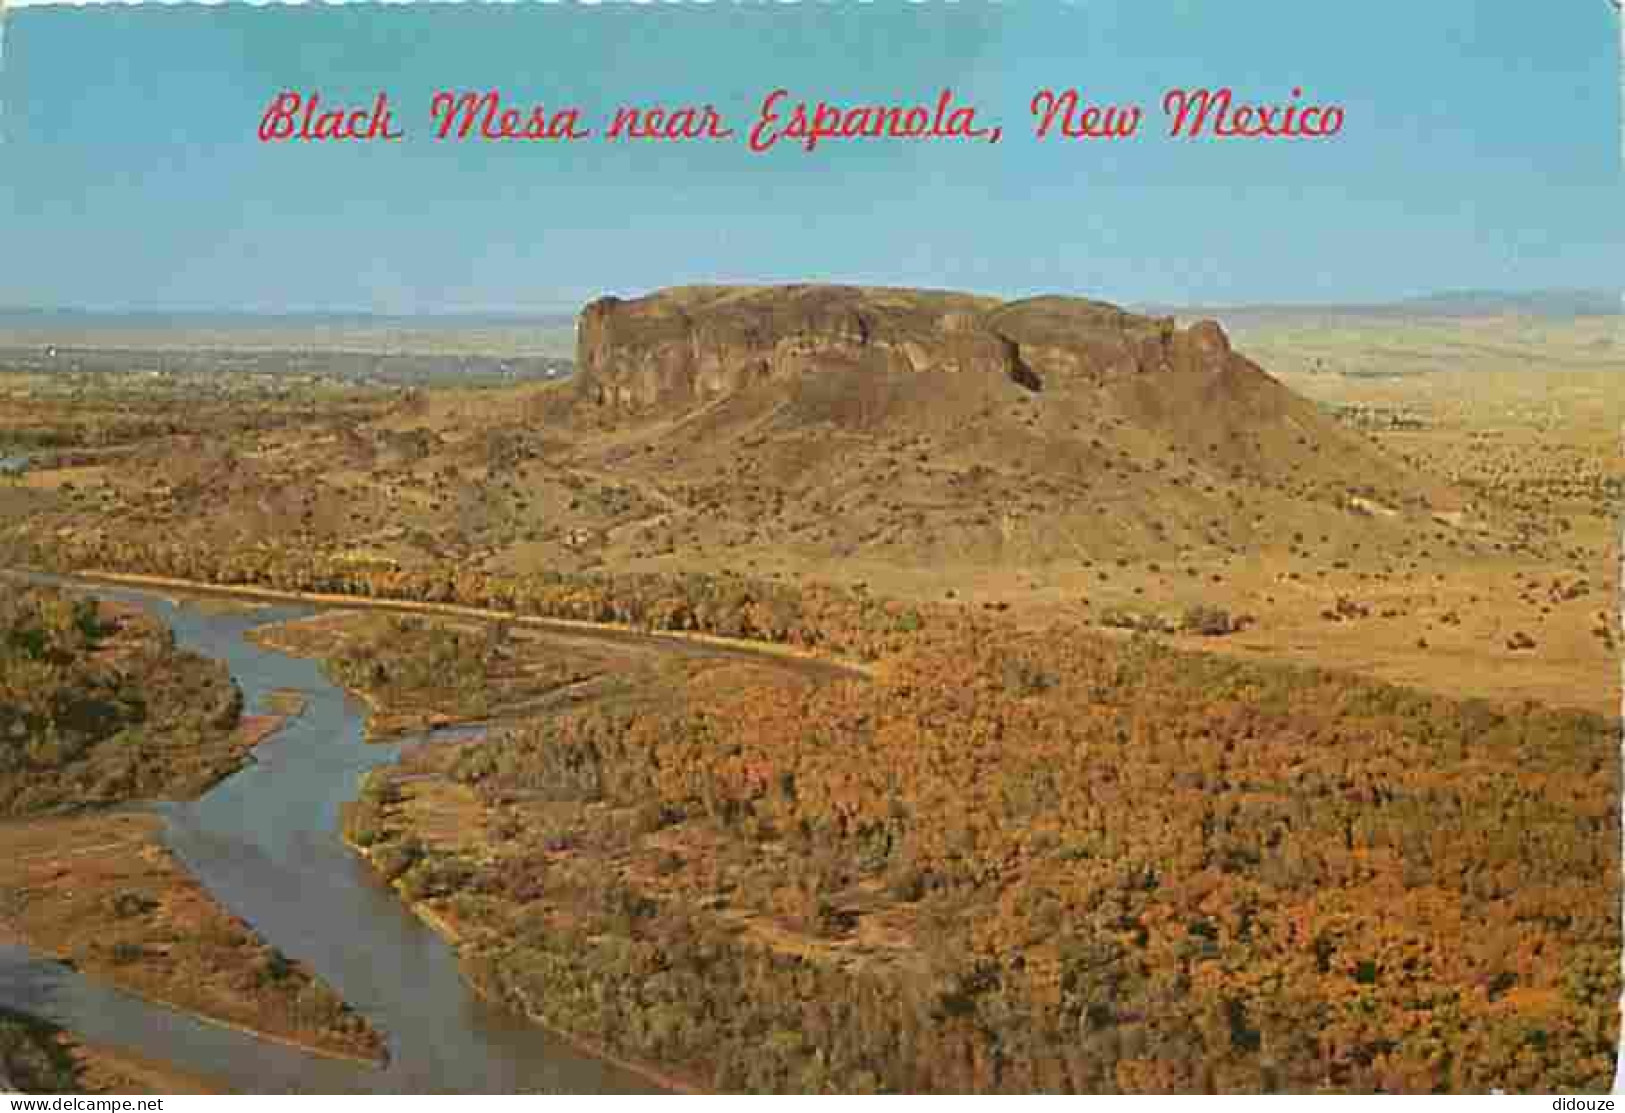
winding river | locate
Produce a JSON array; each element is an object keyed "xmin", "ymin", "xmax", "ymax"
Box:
[{"xmin": 0, "ymin": 580, "xmax": 658, "ymax": 1094}]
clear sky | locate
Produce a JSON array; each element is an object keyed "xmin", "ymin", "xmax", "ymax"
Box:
[{"xmin": 0, "ymin": 2, "xmax": 1620, "ymax": 312}]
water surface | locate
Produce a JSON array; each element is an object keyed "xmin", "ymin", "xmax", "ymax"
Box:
[{"xmin": 0, "ymin": 580, "xmax": 656, "ymax": 1094}]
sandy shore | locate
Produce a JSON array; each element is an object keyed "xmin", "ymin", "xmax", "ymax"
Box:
[{"xmin": 341, "ymin": 815, "xmax": 701, "ymax": 1095}]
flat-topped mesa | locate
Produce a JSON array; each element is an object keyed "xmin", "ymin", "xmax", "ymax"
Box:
[{"xmin": 575, "ymin": 284, "xmax": 1242, "ymax": 411}]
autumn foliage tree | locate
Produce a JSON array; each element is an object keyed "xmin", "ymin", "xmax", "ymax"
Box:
[{"xmin": 364, "ymin": 614, "xmax": 1619, "ymax": 1093}]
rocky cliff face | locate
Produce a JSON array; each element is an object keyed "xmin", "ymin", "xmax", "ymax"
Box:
[{"xmin": 575, "ymin": 284, "xmax": 1246, "ymax": 411}]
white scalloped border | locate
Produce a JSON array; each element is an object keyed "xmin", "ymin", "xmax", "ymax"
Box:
[{"xmin": 5, "ymin": 1, "xmax": 998, "ymax": 6}]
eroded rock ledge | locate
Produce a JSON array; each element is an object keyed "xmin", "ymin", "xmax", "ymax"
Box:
[{"xmin": 576, "ymin": 283, "xmax": 1239, "ymax": 410}]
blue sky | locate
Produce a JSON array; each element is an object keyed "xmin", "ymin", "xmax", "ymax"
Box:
[{"xmin": 0, "ymin": 2, "xmax": 1620, "ymax": 312}]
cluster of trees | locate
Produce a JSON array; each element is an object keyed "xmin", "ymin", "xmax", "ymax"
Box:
[
  {"xmin": 265, "ymin": 613, "xmax": 602, "ymax": 739},
  {"xmin": 28, "ymin": 536, "xmax": 928, "ymax": 662},
  {"xmin": 0, "ymin": 1009, "xmax": 77, "ymax": 1093},
  {"xmin": 324, "ymin": 616, "xmax": 513, "ymax": 723},
  {"xmin": 1099, "ymin": 605, "xmax": 1250, "ymax": 637},
  {"xmin": 360, "ymin": 617, "xmax": 1618, "ymax": 1092},
  {"xmin": 0, "ymin": 582, "xmax": 247, "ymax": 814},
  {"xmin": 0, "ymin": 390, "xmax": 387, "ymax": 453},
  {"xmin": 83, "ymin": 885, "xmax": 381, "ymax": 1061},
  {"xmin": 0, "ymin": 583, "xmax": 384, "ymax": 1063}
]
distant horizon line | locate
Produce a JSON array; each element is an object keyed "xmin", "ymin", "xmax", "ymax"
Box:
[
  {"xmin": 0, "ymin": 285, "xmax": 1618, "ymax": 321},
  {"xmin": 0, "ymin": 306, "xmax": 583, "ymax": 322}
]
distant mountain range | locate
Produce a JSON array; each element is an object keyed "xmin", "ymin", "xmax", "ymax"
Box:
[
  {"xmin": 1, "ymin": 290, "xmax": 1617, "ymax": 333},
  {"xmin": 1148, "ymin": 289, "xmax": 1622, "ymax": 322},
  {"xmin": 1388, "ymin": 289, "xmax": 1623, "ymax": 317}
]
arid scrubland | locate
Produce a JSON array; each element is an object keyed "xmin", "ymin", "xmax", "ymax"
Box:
[
  {"xmin": 2, "ymin": 293, "xmax": 1614, "ymax": 712},
  {"xmin": 0, "ymin": 291, "xmax": 1619, "ymax": 1092}
]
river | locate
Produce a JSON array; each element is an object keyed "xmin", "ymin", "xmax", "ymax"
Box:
[{"xmin": 0, "ymin": 580, "xmax": 658, "ymax": 1094}]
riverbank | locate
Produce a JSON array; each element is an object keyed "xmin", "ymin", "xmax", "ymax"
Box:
[
  {"xmin": 0, "ymin": 581, "xmax": 385, "ymax": 1068},
  {"xmin": 340, "ymin": 815, "xmax": 702, "ymax": 1096},
  {"xmin": 272, "ymin": 616, "xmax": 714, "ymax": 1093},
  {"xmin": 3, "ymin": 573, "xmax": 662, "ymax": 1093},
  {"xmin": 2, "ymin": 1006, "xmax": 224, "ymax": 1094},
  {"xmin": 0, "ymin": 812, "xmax": 386, "ymax": 1067},
  {"xmin": 257, "ymin": 608, "xmax": 737, "ymax": 1094},
  {"xmin": 59, "ymin": 1036, "xmax": 224, "ymax": 1095},
  {"xmin": 60, "ymin": 569, "xmax": 874, "ymax": 681},
  {"xmin": 0, "ymin": 585, "xmax": 261, "ymax": 815},
  {"xmin": 245, "ymin": 607, "xmax": 651, "ymax": 744}
]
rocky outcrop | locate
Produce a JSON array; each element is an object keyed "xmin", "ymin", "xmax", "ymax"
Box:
[{"xmin": 575, "ymin": 284, "xmax": 1244, "ymax": 411}]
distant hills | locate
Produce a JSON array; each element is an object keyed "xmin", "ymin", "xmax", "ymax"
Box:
[
  {"xmin": 1148, "ymin": 288, "xmax": 1622, "ymax": 324},
  {"xmin": 0, "ymin": 289, "xmax": 1611, "ymax": 367},
  {"xmin": 1, "ymin": 289, "xmax": 1617, "ymax": 336},
  {"xmin": 1391, "ymin": 289, "xmax": 1623, "ymax": 318}
]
